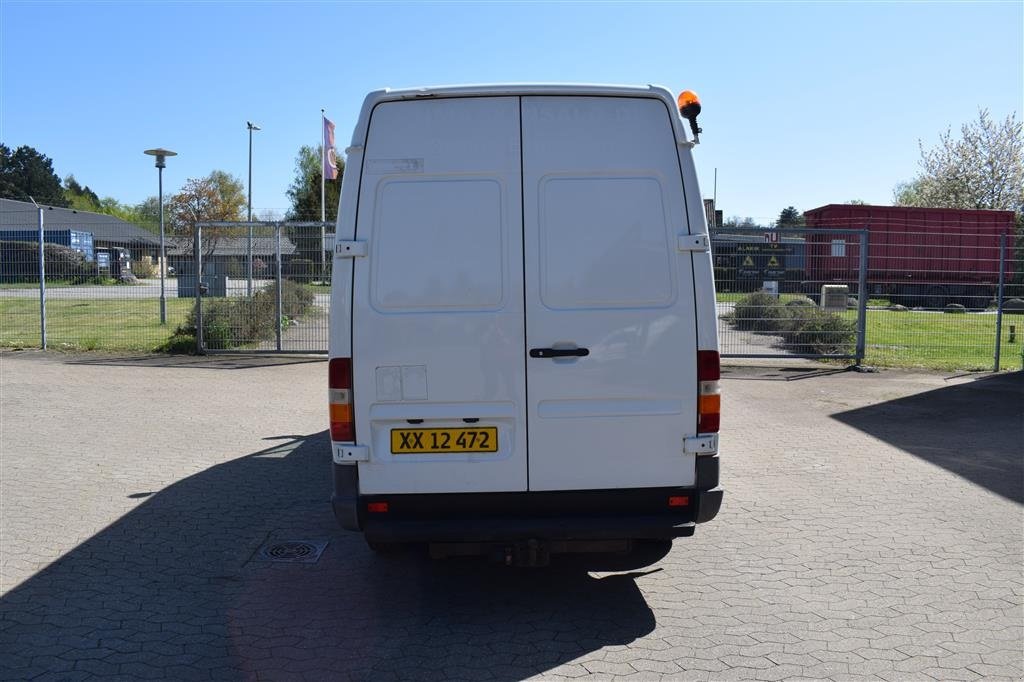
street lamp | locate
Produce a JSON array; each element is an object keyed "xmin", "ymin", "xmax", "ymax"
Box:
[
  {"xmin": 144, "ymin": 147, "xmax": 177, "ymax": 324},
  {"xmin": 246, "ymin": 121, "xmax": 261, "ymax": 297}
]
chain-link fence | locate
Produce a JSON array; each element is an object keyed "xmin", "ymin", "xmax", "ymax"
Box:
[
  {"xmin": 713, "ymin": 224, "xmax": 1022, "ymax": 371},
  {"xmin": 0, "ymin": 201, "xmax": 331, "ymax": 353},
  {"xmin": 0, "ymin": 200, "xmax": 190, "ymax": 351},
  {"xmin": 3, "ymin": 198, "xmax": 1022, "ymax": 371},
  {"xmin": 192, "ymin": 221, "xmax": 330, "ymax": 353},
  {"xmin": 714, "ymin": 228, "xmax": 868, "ymax": 361}
]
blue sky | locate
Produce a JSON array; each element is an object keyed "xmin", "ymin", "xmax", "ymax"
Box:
[{"xmin": 1, "ymin": 1, "xmax": 1021, "ymax": 223}]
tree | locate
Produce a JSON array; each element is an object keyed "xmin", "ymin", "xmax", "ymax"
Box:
[
  {"xmin": 894, "ymin": 109, "xmax": 1023, "ymax": 212},
  {"xmin": 64, "ymin": 175, "xmax": 102, "ymax": 211},
  {"xmin": 165, "ymin": 171, "xmax": 246, "ymax": 256},
  {"xmin": 775, "ymin": 206, "xmax": 804, "ymax": 228},
  {"xmin": 722, "ymin": 216, "xmax": 761, "ymax": 229},
  {"xmin": 0, "ymin": 144, "xmax": 69, "ymax": 206},
  {"xmin": 286, "ymin": 144, "xmax": 344, "ymax": 221},
  {"xmin": 285, "ymin": 145, "xmax": 344, "ymax": 275}
]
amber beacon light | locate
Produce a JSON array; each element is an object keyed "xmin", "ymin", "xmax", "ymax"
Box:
[{"xmin": 677, "ymin": 90, "xmax": 702, "ymax": 144}]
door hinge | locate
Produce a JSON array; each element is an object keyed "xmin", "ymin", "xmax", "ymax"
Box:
[
  {"xmin": 333, "ymin": 444, "xmax": 369, "ymax": 463},
  {"xmin": 683, "ymin": 434, "xmax": 718, "ymax": 454},
  {"xmin": 677, "ymin": 234, "xmax": 709, "ymax": 252},
  {"xmin": 334, "ymin": 241, "xmax": 367, "ymax": 258}
]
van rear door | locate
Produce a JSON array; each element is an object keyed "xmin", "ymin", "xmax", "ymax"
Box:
[
  {"xmin": 351, "ymin": 96, "xmax": 528, "ymax": 495},
  {"xmin": 521, "ymin": 96, "xmax": 699, "ymax": 491}
]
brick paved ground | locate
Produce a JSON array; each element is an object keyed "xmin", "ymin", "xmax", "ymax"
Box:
[{"xmin": 1, "ymin": 352, "xmax": 1021, "ymax": 681}]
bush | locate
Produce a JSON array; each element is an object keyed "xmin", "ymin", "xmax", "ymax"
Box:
[
  {"xmin": 943, "ymin": 303, "xmax": 967, "ymax": 314},
  {"xmin": 782, "ymin": 307, "xmax": 856, "ymax": 355},
  {"xmin": 732, "ymin": 292, "xmax": 792, "ymax": 331},
  {"xmin": 278, "ymin": 279, "xmax": 315, "ymax": 317},
  {"xmin": 132, "ymin": 257, "xmax": 157, "ymax": 279},
  {"xmin": 0, "ymin": 240, "xmax": 94, "ymax": 283},
  {"xmin": 729, "ymin": 291, "xmax": 855, "ymax": 355},
  {"xmin": 180, "ymin": 279, "xmax": 317, "ymax": 350},
  {"xmin": 156, "ymin": 330, "xmax": 198, "ymax": 354},
  {"xmin": 1002, "ymin": 298, "xmax": 1024, "ymax": 314}
]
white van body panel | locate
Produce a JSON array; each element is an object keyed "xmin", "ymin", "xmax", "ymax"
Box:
[
  {"xmin": 520, "ymin": 96, "xmax": 697, "ymax": 491},
  {"xmin": 333, "ymin": 84, "xmax": 714, "ymax": 500},
  {"xmin": 351, "ymin": 96, "xmax": 528, "ymax": 494}
]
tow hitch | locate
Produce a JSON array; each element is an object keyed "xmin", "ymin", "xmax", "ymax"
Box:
[{"xmin": 493, "ymin": 540, "xmax": 550, "ymax": 567}]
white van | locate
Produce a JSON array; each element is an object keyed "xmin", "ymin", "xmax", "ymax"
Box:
[{"xmin": 328, "ymin": 84, "xmax": 721, "ymax": 565}]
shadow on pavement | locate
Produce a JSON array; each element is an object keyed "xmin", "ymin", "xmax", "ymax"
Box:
[
  {"xmin": 722, "ymin": 364, "xmax": 853, "ymax": 381},
  {"xmin": 832, "ymin": 372, "xmax": 1023, "ymax": 504},
  {"xmin": 0, "ymin": 431, "xmax": 656, "ymax": 680}
]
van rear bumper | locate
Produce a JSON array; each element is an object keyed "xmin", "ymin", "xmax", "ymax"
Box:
[{"xmin": 332, "ymin": 457, "xmax": 722, "ymax": 542}]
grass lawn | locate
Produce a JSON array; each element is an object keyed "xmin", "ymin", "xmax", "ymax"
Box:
[
  {"xmin": 854, "ymin": 308, "xmax": 1023, "ymax": 371},
  {"xmin": 0, "ymin": 298, "xmax": 194, "ymax": 351},
  {"xmin": 4, "ymin": 293, "xmax": 1021, "ymax": 371}
]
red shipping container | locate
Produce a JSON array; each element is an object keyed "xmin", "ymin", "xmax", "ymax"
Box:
[{"xmin": 803, "ymin": 204, "xmax": 1015, "ymax": 307}]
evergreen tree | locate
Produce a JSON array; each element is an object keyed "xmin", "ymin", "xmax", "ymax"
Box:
[
  {"xmin": 285, "ymin": 145, "xmax": 344, "ymax": 274},
  {"xmin": 0, "ymin": 144, "xmax": 69, "ymax": 206},
  {"xmin": 776, "ymin": 206, "xmax": 804, "ymax": 228}
]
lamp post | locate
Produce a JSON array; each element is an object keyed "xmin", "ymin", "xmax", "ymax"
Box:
[
  {"xmin": 246, "ymin": 121, "xmax": 261, "ymax": 297},
  {"xmin": 144, "ymin": 148, "xmax": 177, "ymax": 324}
]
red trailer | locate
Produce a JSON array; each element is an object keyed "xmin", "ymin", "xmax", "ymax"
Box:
[{"xmin": 803, "ymin": 204, "xmax": 1016, "ymax": 308}]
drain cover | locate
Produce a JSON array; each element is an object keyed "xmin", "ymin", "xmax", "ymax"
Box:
[{"xmin": 256, "ymin": 540, "xmax": 328, "ymax": 563}]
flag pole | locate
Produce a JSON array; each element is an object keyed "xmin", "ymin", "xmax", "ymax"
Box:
[
  {"xmin": 320, "ymin": 109, "xmax": 326, "ymax": 224},
  {"xmin": 321, "ymin": 109, "xmax": 327, "ymax": 282}
]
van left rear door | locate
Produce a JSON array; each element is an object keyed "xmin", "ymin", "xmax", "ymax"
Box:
[{"xmin": 351, "ymin": 96, "xmax": 528, "ymax": 495}]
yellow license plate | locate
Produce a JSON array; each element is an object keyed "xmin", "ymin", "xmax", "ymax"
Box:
[{"xmin": 391, "ymin": 427, "xmax": 498, "ymax": 454}]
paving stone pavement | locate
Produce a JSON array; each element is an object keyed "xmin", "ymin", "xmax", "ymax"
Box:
[{"xmin": 1, "ymin": 352, "xmax": 1021, "ymax": 681}]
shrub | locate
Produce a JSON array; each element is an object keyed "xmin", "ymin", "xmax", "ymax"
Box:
[
  {"xmin": 278, "ymin": 279, "xmax": 314, "ymax": 317},
  {"xmin": 132, "ymin": 257, "xmax": 157, "ymax": 279},
  {"xmin": 1002, "ymin": 298, "xmax": 1024, "ymax": 314},
  {"xmin": 782, "ymin": 307, "xmax": 856, "ymax": 355},
  {"xmin": 785, "ymin": 297, "xmax": 816, "ymax": 308},
  {"xmin": 0, "ymin": 240, "xmax": 94, "ymax": 283},
  {"xmin": 732, "ymin": 292, "xmax": 791, "ymax": 331},
  {"xmin": 943, "ymin": 303, "xmax": 967, "ymax": 314},
  {"xmin": 180, "ymin": 279, "xmax": 317, "ymax": 350},
  {"xmin": 156, "ymin": 329, "xmax": 198, "ymax": 354}
]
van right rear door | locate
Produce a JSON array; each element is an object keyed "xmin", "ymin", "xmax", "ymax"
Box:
[{"xmin": 521, "ymin": 96, "xmax": 699, "ymax": 492}]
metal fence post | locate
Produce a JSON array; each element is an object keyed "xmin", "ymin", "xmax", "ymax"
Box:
[
  {"xmin": 855, "ymin": 230, "xmax": 869, "ymax": 364},
  {"xmin": 195, "ymin": 225, "xmax": 204, "ymax": 354},
  {"xmin": 31, "ymin": 198, "xmax": 47, "ymax": 350},
  {"xmin": 994, "ymin": 232, "xmax": 1007, "ymax": 372},
  {"xmin": 275, "ymin": 223, "xmax": 283, "ymax": 352}
]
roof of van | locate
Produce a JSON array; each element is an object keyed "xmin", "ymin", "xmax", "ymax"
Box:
[{"xmin": 348, "ymin": 83, "xmax": 684, "ymax": 147}]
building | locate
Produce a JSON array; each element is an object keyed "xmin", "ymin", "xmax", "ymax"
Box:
[{"xmin": 0, "ymin": 198, "xmax": 160, "ymax": 260}]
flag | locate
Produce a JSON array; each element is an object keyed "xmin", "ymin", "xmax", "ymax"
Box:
[{"xmin": 323, "ymin": 116, "xmax": 338, "ymax": 180}]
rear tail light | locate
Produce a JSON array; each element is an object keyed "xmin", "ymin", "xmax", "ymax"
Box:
[
  {"xmin": 366, "ymin": 501, "xmax": 389, "ymax": 513},
  {"xmin": 329, "ymin": 358, "xmax": 354, "ymax": 441},
  {"xmin": 697, "ymin": 350, "xmax": 720, "ymax": 433},
  {"xmin": 668, "ymin": 496, "xmax": 690, "ymax": 507}
]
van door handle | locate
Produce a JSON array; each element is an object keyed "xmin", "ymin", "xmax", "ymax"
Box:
[{"xmin": 529, "ymin": 347, "xmax": 590, "ymax": 359}]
